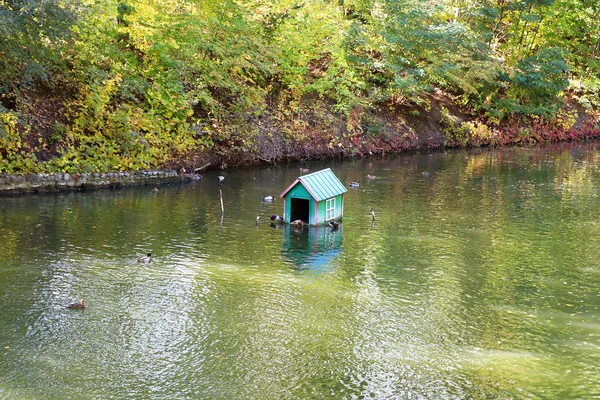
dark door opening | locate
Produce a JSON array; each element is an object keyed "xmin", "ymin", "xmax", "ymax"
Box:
[{"xmin": 290, "ymin": 198, "xmax": 310, "ymax": 223}]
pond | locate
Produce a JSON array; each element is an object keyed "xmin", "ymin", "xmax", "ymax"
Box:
[{"xmin": 1, "ymin": 142, "xmax": 600, "ymax": 399}]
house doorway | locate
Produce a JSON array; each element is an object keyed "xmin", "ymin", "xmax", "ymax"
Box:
[{"xmin": 290, "ymin": 198, "xmax": 310, "ymax": 223}]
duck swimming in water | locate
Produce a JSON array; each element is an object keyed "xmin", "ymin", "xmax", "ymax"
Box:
[
  {"xmin": 262, "ymin": 195, "xmax": 274, "ymax": 202},
  {"xmin": 67, "ymin": 299, "xmax": 85, "ymax": 309},
  {"xmin": 270, "ymin": 214, "xmax": 284, "ymax": 222},
  {"xmin": 218, "ymin": 175, "xmax": 225, "ymax": 182},
  {"xmin": 328, "ymin": 221, "xmax": 339, "ymax": 229},
  {"xmin": 137, "ymin": 252, "xmax": 152, "ymax": 263},
  {"xmin": 349, "ymin": 182, "xmax": 360, "ymax": 188}
]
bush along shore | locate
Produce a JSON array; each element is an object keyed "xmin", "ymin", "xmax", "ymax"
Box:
[{"xmin": 1, "ymin": 93, "xmax": 599, "ymax": 195}]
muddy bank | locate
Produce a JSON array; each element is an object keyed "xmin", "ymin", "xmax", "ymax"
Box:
[
  {"xmin": 169, "ymin": 96, "xmax": 600, "ymax": 173},
  {"xmin": 2, "ymin": 96, "xmax": 599, "ymax": 195}
]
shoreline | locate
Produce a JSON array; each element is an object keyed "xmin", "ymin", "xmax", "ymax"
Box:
[
  {"xmin": 3, "ymin": 137, "xmax": 600, "ymax": 196},
  {"xmin": 0, "ymin": 170, "xmax": 202, "ymax": 196}
]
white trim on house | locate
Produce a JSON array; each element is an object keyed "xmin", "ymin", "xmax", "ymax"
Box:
[{"xmin": 326, "ymin": 198, "xmax": 336, "ymax": 221}]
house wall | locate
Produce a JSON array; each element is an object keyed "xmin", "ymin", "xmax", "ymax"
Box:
[
  {"xmin": 316, "ymin": 194, "xmax": 344, "ymax": 225},
  {"xmin": 285, "ymin": 184, "xmax": 316, "ymax": 225}
]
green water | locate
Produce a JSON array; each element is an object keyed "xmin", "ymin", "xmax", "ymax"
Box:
[{"xmin": 1, "ymin": 143, "xmax": 600, "ymax": 399}]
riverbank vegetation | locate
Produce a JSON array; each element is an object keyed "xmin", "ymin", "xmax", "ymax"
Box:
[{"xmin": 1, "ymin": 0, "xmax": 599, "ymax": 173}]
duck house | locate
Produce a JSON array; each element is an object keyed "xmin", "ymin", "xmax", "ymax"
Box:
[{"xmin": 279, "ymin": 168, "xmax": 347, "ymax": 226}]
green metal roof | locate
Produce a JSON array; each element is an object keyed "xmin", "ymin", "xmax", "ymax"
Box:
[{"xmin": 296, "ymin": 168, "xmax": 347, "ymax": 201}]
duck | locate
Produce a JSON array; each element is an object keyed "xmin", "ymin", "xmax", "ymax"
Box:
[
  {"xmin": 137, "ymin": 252, "xmax": 152, "ymax": 263},
  {"xmin": 367, "ymin": 175, "xmax": 376, "ymax": 180},
  {"xmin": 349, "ymin": 182, "xmax": 360, "ymax": 188},
  {"xmin": 290, "ymin": 219, "xmax": 304, "ymax": 226},
  {"xmin": 218, "ymin": 175, "xmax": 225, "ymax": 182},
  {"xmin": 270, "ymin": 214, "xmax": 284, "ymax": 222},
  {"xmin": 67, "ymin": 299, "xmax": 86, "ymax": 309},
  {"xmin": 299, "ymin": 168, "xmax": 309, "ymax": 173},
  {"xmin": 328, "ymin": 221, "xmax": 339, "ymax": 229},
  {"xmin": 421, "ymin": 171, "xmax": 430, "ymax": 177},
  {"xmin": 262, "ymin": 195, "xmax": 274, "ymax": 202},
  {"xmin": 152, "ymin": 187, "xmax": 159, "ymax": 193}
]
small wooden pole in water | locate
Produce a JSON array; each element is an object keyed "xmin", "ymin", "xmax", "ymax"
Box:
[{"xmin": 220, "ymin": 189, "xmax": 224, "ymax": 214}]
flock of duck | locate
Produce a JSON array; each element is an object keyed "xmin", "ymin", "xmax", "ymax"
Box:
[
  {"xmin": 216, "ymin": 169, "xmax": 375, "ymax": 190},
  {"xmin": 66, "ymin": 168, "xmax": 380, "ymax": 310},
  {"xmin": 66, "ymin": 252, "xmax": 153, "ymax": 310},
  {"xmin": 268, "ymin": 214, "xmax": 340, "ymax": 230}
]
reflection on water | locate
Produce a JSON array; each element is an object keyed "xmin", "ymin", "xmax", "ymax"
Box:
[
  {"xmin": 1, "ymin": 142, "xmax": 600, "ymax": 399},
  {"xmin": 282, "ymin": 225, "xmax": 343, "ymax": 273}
]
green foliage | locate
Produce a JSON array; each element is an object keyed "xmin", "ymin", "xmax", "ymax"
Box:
[
  {"xmin": 477, "ymin": 47, "xmax": 569, "ymax": 118},
  {"xmin": 571, "ymin": 77, "xmax": 600, "ymax": 110},
  {"xmin": 0, "ymin": 0, "xmax": 597, "ymax": 172},
  {"xmin": 0, "ymin": 110, "xmax": 38, "ymax": 172},
  {"xmin": 440, "ymin": 106, "xmax": 471, "ymax": 146},
  {"xmin": 509, "ymin": 48, "xmax": 569, "ymax": 108},
  {"xmin": 0, "ymin": 0, "xmax": 79, "ymax": 94}
]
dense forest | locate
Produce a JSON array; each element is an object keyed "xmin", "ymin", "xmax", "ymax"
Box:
[{"xmin": 1, "ymin": 0, "xmax": 599, "ymax": 173}]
